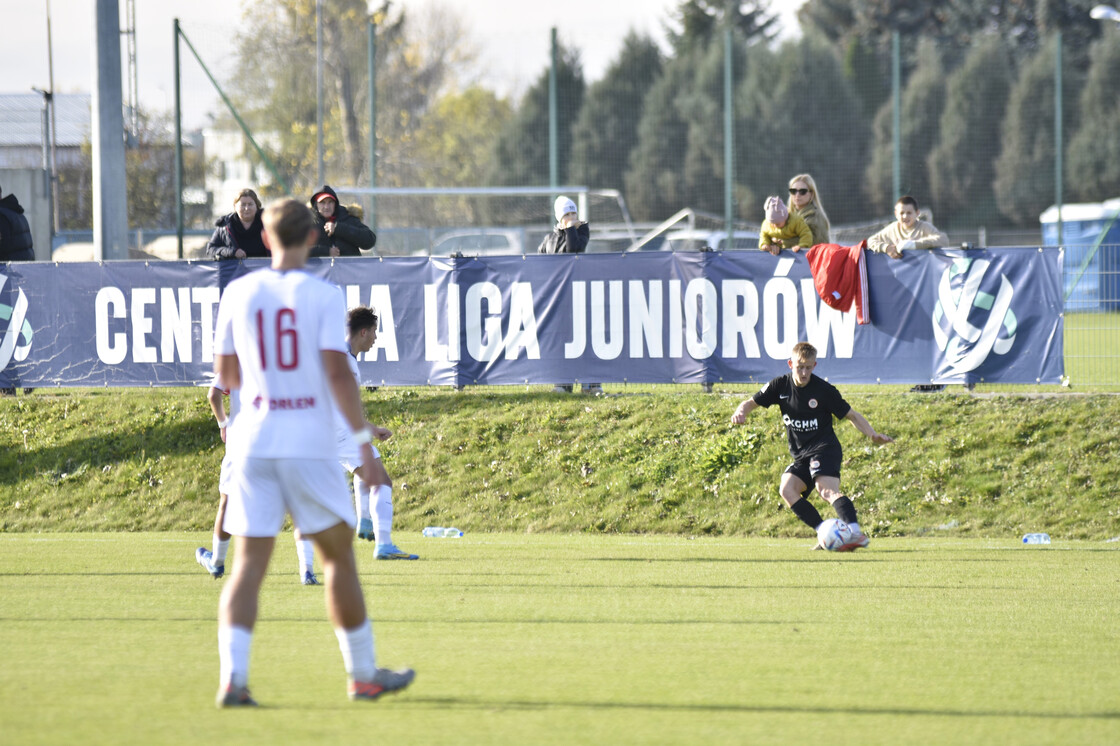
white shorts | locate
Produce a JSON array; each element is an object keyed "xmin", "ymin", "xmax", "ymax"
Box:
[
  {"xmin": 337, "ymin": 438, "xmax": 381, "ymax": 474},
  {"xmin": 223, "ymin": 457, "xmax": 355, "ymax": 538},
  {"xmin": 218, "ymin": 453, "xmax": 235, "ymax": 493}
]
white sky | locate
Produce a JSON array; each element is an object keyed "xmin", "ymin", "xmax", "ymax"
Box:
[{"xmin": 3, "ymin": 0, "xmax": 804, "ymax": 129}]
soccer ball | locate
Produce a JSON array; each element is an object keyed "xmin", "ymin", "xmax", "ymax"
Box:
[{"xmin": 817, "ymin": 518, "xmax": 854, "ymax": 552}]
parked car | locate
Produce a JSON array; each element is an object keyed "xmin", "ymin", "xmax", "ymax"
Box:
[
  {"xmin": 644, "ymin": 229, "xmax": 760, "ymax": 252},
  {"xmin": 430, "ymin": 229, "xmax": 526, "ymax": 256}
]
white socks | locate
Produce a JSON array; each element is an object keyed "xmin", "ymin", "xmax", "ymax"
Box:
[
  {"xmin": 218, "ymin": 625, "xmax": 252, "ymax": 688},
  {"xmin": 335, "ymin": 619, "xmax": 376, "ymax": 682},
  {"xmin": 295, "ymin": 537, "xmax": 315, "ymax": 574},
  {"xmin": 849, "ymin": 522, "xmax": 862, "ymax": 534},
  {"xmin": 354, "ymin": 474, "xmax": 372, "ymax": 521},
  {"xmin": 373, "ymin": 485, "xmax": 393, "ymax": 545},
  {"xmin": 213, "ymin": 536, "xmax": 229, "ymax": 565}
]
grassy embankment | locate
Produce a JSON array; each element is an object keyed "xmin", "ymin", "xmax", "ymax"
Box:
[{"xmin": 3, "ymin": 387, "xmax": 1118, "ymax": 539}]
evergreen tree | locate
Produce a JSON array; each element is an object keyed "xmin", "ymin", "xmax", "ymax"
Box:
[
  {"xmin": 927, "ymin": 37, "xmax": 1013, "ymax": 228},
  {"xmin": 864, "ymin": 40, "xmax": 946, "ymax": 216},
  {"xmin": 1065, "ymin": 38, "xmax": 1120, "ymax": 202},
  {"xmin": 483, "ymin": 44, "xmax": 585, "ymax": 188},
  {"xmin": 994, "ymin": 36, "xmax": 1083, "ymax": 225},
  {"xmin": 569, "ymin": 33, "xmax": 663, "ymax": 192},
  {"xmin": 625, "ymin": 60, "xmax": 693, "ymax": 221}
]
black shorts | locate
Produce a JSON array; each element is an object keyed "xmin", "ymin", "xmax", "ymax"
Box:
[{"xmin": 784, "ymin": 447, "xmax": 842, "ymax": 495}]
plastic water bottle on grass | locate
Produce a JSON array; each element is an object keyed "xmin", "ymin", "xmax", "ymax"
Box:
[
  {"xmin": 1022, "ymin": 533, "xmax": 1051, "ymax": 545},
  {"xmin": 422, "ymin": 527, "xmax": 463, "ymax": 538}
]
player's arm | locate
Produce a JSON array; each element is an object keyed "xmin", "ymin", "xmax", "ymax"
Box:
[
  {"xmin": 323, "ymin": 350, "xmax": 389, "ymax": 484},
  {"xmin": 214, "ymin": 354, "xmax": 240, "ymax": 392},
  {"xmin": 844, "ymin": 408, "xmax": 893, "ymax": 444},
  {"xmin": 207, "ymin": 386, "xmax": 229, "ymax": 443},
  {"xmin": 731, "ymin": 398, "xmax": 760, "ymax": 425}
]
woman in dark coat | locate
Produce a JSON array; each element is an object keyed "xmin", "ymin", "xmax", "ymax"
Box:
[
  {"xmin": 309, "ymin": 185, "xmax": 376, "ymax": 257},
  {"xmin": 206, "ymin": 188, "xmax": 268, "ymax": 260}
]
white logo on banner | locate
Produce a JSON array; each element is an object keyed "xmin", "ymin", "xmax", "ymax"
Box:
[
  {"xmin": 932, "ymin": 258, "xmax": 1016, "ymax": 374},
  {"xmin": 0, "ymin": 272, "xmax": 33, "ymax": 371}
]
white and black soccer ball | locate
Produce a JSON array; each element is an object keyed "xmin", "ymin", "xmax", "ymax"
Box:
[{"xmin": 817, "ymin": 518, "xmax": 854, "ymax": 552}]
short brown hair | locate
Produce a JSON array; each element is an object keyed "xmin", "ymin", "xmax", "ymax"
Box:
[
  {"xmin": 235, "ymin": 188, "xmax": 261, "ymax": 211},
  {"xmin": 347, "ymin": 305, "xmax": 378, "ymax": 334},
  {"xmin": 791, "ymin": 341, "xmax": 817, "ymax": 361},
  {"xmin": 262, "ymin": 198, "xmax": 314, "ymax": 250}
]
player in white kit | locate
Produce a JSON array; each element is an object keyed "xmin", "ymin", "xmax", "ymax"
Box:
[
  {"xmin": 212, "ymin": 198, "xmax": 414, "ymax": 707},
  {"xmin": 195, "ymin": 381, "xmax": 322, "ymax": 584},
  {"xmin": 337, "ymin": 305, "xmax": 417, "ymax": 560}
]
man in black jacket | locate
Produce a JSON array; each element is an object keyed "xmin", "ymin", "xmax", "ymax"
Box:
[
  {"xmin": 310, "ymin": 186, "xmax": 376, "ymax": 257},
  {"xmin": 0, "ymin": 186, "xmax": 34, "ymax": 262}
]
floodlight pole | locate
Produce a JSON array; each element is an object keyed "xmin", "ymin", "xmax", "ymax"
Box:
[
  {"xmin": 1054, "ymin": 31, "xmax": 1063, "ymax": 247},
  {"xmin": 174, "ymin": 18, "xmax": 183, "ymax": 259},
  {"xmin": 549, "ymin": 28, "xmax": 558, "ymax": 195},
  {"xmin": 723, "ymin": 23, "xmax": 734, "ymax": 243}
]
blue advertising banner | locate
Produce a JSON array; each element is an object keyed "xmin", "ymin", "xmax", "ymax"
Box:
[{"xmin": 0, "ymin": 248, "xmax": 1064, "ymax": 388}]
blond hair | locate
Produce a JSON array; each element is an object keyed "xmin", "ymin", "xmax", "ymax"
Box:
[
  {"xmin": 791, "ymin": 341, "xmax": 817, "ymax": 362},
  {"xmin": 786, "ymin": 174, "xmax": 830, "ymax": 226},
  {"xmin": 262, "ymin": 198, "xmax": 314, "ymax": 250}
]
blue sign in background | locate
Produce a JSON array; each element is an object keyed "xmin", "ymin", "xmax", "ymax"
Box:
[{"xmin": 0, "ymin": 248, "xmax": 1064, "ymax": 388}]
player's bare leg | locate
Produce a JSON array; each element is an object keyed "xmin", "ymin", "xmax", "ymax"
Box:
[
  {"xmin": 816, "ymin": 476, "xmax": 868, "ymax": 549},
  {"xmin": 197, "ymin": 492, "xmax": 232, "ymax": 579},
  {"xmin": 309, "ymin": 520, "xmax": 415, "ymax": 700},
  {"xmin": 216, "ymin": 535, "xmax": 276, "ymax": 706}
]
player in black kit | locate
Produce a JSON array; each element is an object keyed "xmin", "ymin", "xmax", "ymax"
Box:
[{"xmin": 731, "ymin": 341, "xmax": 894, "ymax": 550}]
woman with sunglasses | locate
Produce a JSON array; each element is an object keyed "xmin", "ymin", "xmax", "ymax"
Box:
[{"xmin": 786, "ymin": 174, "xmax": 831, "ymax": 246}]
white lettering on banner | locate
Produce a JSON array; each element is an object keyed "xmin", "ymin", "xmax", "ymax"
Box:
[
  {"xmin": 465, "ymin": 282, "xmax": 503, "ymax": 362},
  {"xmin": 95, "ymin": 287, "xmax": 127, "ymax": 364},
  {"xmin": 684, "ymin": 278, "xmax": 718, "ymax": 359},
  {"xmin": 345, "ymin": 284, "xmax": 399, "ymax": 362},
  {"xmin": 160, "ymin": 288, "xmax": 193, "ymax": 363},
  {"xmin": 763, "ymin": 277, "xmax": 799, "ymax": 359},
  {"xmin": 590, "ymin": 281, "xmax": 625, "ymax": 360},
  {"xmin": 564, "ymin": 282, "xmax": 586, "ymax": 357},
  {"xmin": 801, "ymin": 279, "xmax": 856, "ymax": 358},
  {"xmin": 505, "ymin": 283, "xmax": 540, "ymax": 360},
  {"xmin": 194, "ymin": 287, "xmax": 220, "ymax": 362},
  {"xmin": 94, "ymin": 285, "xmax": 221, "ymax": 366},
  {"xmin": 721, "ymin": 279, "xmax": 760, "ymax": 358},
  {"xmin": 669, "ymin": 280, "xmax": 683, "ymax": 358},
  {"xmin": 131, "ymin": 288, "xmax": 157, "ymax": 363},
  {"xmin": 423, "ymin": 283, "xmax": 460, "ymax": 363},
  {"xmin": 628, "ymin": 280, "xmax": 662, "ymax": 358}
]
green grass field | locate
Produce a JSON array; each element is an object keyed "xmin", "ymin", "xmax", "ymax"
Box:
[{"xmin": 2, "ymin": 533, "xmax": 1118, "ymax": 745}]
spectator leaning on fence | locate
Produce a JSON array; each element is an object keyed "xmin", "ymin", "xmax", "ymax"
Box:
[
  {"xmin": 310, "ymin": 185, "xmax": 377, "ymax": 258},
  {"xmin": 207, "ymin": 188, "xmax": 269, "ymax": 260},
  {"xmin": 866, "ymin": 195, "xmax": 950, "ymax": 259},
  {"xmin": 0, "ymin": 184, "xmax": 34, "ymax": 262},
  {"xmin": 538, "ymin": 196, "xmax": 590, "ymax": 255},
  {"xmin": 787, "ymin": 174, "xmax": 830, "ymax": 246},
  {"xmin": 759, "ymin": 195, "xmax": 813, "ymax": 256}
]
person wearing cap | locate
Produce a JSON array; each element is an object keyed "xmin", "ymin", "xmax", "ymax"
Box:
[
  {"xmin": 538, "ymin": 197, "xmax": 598, "ymax": 394},
  {"xmin": 759, "ymin": 195, "xmax": 813, "ymax": 256},
  {"xmin": 310, "ymin": 185, "xmax": 377, "ymax": 258},
  {"xmin": 537, "ymin": 196, "xmax": 589, "ymax": 255},
  {"xmin": 206, "ymin": 188, "xmax": 269, "ymax": 260},
  {"xmin": 866, "ymin": 195, "xmax": 949, "ymax": 259}
]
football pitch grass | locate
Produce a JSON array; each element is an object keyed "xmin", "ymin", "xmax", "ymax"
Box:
[{"xmin": 2, "ymin": 533, "xmax": 1118, "ymax": 745}]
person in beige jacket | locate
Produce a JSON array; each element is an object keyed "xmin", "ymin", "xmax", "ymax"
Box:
[{"xmin": 867, "ymin": 195, "xmax": 949, "ymax": 259}]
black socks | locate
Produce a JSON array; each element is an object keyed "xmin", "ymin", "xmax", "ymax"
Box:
[
  {"xmin": 832, "ymin": 496, "xmax": 858, "ymax": 525},
  {"xmin": 790, "ymin": 498, "xmax": 824, "ymax": 529}
]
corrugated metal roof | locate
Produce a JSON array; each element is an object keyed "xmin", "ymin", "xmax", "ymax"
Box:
[{"xmin": 0, "ymin": 93, "xmax": 90, "ymax": 148}]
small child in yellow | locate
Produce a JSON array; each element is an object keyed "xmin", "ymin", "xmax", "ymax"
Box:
[{"xmin": 759, "ymin": 195, "xmax": 813, "ymax": 255}]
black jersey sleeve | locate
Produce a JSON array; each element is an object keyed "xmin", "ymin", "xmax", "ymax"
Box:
[
  {"xmin": 822, "ymin": 380, "xmax": 851, "ymax": 420},
  {"xmin": 752, "ymin": 375, "xmax": 786, "ymax": 408}
]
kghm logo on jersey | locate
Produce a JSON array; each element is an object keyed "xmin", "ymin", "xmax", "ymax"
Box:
[
  {"xmin": 932, "ymin": 258, "xmax": 1016, "ymax": 374},
  {"xmin": 0, "ymin": 272, "xmax": 33, "ymax": 371}
]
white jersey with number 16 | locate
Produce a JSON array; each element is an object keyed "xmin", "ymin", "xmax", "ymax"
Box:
[{"xmin": 214, "ymin": 268, "xmax": 348, "ymax": 460}]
